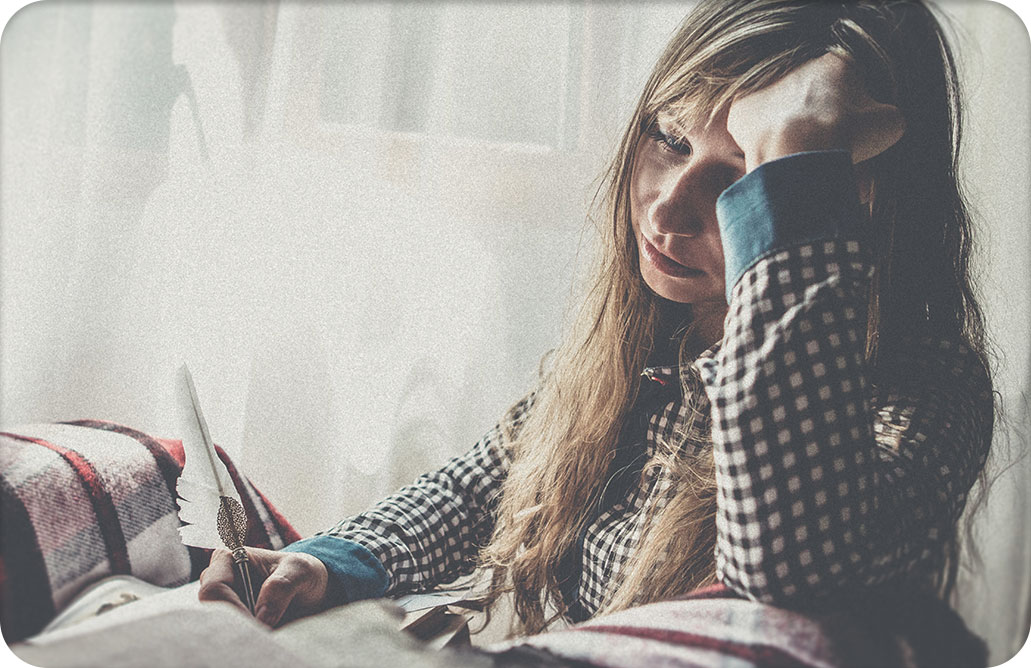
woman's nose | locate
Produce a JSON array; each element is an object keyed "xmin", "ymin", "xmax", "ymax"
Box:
[{"xmin": 648, "ymin": 163, "xmax": 714, "ymax": 237}]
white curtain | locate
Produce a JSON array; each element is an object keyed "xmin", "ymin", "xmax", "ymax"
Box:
[{"xmin": 2, "ymin": 1, "xmax": 1028, "ymax": 662}]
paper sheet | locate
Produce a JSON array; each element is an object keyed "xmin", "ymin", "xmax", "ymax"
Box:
[{"xmin": 392, "ymin": 591, "xmax": 472, "ymax": 612}]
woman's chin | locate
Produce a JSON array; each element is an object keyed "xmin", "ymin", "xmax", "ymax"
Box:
[{"xmin": 641, "ymin": 268, "xmax": 722, "ymax": 305}]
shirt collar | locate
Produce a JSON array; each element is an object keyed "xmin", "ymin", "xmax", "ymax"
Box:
[{"xmin": 641, "ymin": 341, "xmax": 722, "ymax": 384}]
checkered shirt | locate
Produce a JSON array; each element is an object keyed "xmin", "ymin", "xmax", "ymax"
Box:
[{"xmin": 315, "ymin": 238, "xmax": 992, "ymax": 615}]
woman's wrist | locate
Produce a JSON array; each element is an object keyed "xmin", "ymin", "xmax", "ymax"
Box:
[
  {"xmin": 741, "ymin": 116, "xmax": 850, "ymax": 173},
  {"xmin": 282, "ymin": 536, "xmax": 390, "ymax": 607}
]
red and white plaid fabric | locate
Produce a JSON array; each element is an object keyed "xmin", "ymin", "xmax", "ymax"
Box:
[
  {"xmin": 493, "ymin": 584, "xmax": 986, "ymax": 668},
  {"xmin": 0, "ymin": 420, "xmax": 299, "ymax": 643}
]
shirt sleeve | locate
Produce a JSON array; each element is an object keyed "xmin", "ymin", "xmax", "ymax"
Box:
[
  {"xmin": 285, "ymin": 393, "xmax": 535, "ymax": 602},
  {"xmin": 695, "ymin": 151, "xmax": 992, "ymax": 603}
]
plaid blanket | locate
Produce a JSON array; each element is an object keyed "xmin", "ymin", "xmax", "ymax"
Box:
[
  {"xmin": 490, "ymin": 585, "xmax": 987, "ymax": 668},
  {"xmin": 0, "ymin": 420, "xmax": 299, "ymax": 643}
]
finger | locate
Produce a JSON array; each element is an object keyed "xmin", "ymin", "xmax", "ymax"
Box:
[
  {"xmin": 198, "ymin": 552, "xmax": 248, "ymax": 614},
  {"xmin": 254, "ymin": 560, "xmax": 308, "ymax": 627},
  {"xmin": 199, "ymin": 549, "xmax": 235, "ymax": 592}
]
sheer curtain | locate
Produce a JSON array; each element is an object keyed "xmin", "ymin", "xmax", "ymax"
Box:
[{"xmin": 2, "ymin": 1, "xmax": 1028, "ymax": 661}]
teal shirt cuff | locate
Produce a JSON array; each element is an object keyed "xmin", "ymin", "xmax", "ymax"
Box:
[
  {"xmin": 282, "ymin": 536, "xmax": 389, "ymax": 607},
  {"xmin": 715, "ymin": 150, "xmax": 863, "ymax": 301}
]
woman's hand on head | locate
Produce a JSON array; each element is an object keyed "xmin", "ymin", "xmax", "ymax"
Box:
[
  {"xmin": 726, "ymin": 52, "xmax": 905, "ymax": 172},
  {"xmin": 198, "ymin": 547, "xmax": 329, "ymax": 628}
]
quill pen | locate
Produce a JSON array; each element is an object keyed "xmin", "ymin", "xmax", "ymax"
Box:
[{"xmin": 175, "ymin": 364, "xmax": 257, "ymax": 613}]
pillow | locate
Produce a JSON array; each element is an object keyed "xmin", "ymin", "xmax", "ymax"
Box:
[{"xmin": 0, "ymin": 420, "xmax": 300, "ymax": 643}]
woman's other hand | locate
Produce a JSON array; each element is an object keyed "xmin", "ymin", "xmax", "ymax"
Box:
[
  {"xmin": 727, "ymin": 52, "xmax": 905, "ymax": 172},
  {"xmin": 199, "ymin": 547, "xmax": 329, "ymax": 627}
]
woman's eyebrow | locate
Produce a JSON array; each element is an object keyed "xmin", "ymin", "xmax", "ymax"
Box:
[{"xmin": 655, "ymin": 111, "xmax": 689, "ymax": 130}]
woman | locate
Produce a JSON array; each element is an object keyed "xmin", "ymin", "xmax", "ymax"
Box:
[{"xmin": 200, "ymin": 0, "xmax": 994, "ymax": 652}]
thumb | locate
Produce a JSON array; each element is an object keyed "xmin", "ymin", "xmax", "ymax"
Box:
[
  {"xmin": 851, "ymin": 101, "xmax": 905, "ymax": 164},
  {"xmin": 253, "ymin": 562, "xmax": 305, "ymax": 627}
]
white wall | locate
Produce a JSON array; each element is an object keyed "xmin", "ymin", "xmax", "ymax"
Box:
[{"xmin": 1, "ymin": 0, "xmax": 1028, "ymax": 661}]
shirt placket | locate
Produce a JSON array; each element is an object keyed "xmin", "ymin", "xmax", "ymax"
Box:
[{"xmin": 573, "ymin": 364, "xmax": 681, "ymax": 616}]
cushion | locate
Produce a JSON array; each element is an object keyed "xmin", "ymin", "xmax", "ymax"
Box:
[{"xmin": 0, "ymin": 420, "xmax": 300, "ymax": 643}]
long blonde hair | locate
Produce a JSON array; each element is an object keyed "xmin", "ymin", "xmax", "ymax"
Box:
[{"xmin": 479, "ymin": 0, "xmax": 989, "ymax": 635}]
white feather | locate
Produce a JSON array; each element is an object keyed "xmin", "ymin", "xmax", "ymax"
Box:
[{"xmin": 175, "ymin": 364, "xmax": 246, "ymax": 550}]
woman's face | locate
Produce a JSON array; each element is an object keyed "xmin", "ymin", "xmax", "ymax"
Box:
[{"xmin": 630, "ymin": 107, "xmax": 745, "ymax": 306}]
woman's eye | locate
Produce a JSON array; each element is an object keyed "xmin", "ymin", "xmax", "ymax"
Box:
[{"xmin": 647, "ymin": 125, "xmax": 692, "ymax": 156}]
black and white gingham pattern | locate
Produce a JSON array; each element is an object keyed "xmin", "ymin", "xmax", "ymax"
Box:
[
  {"xmin": 576, "ymin": 367, "xmax": 710, "ymax": 612},
  {"xmin": 695, "ymin": 239, "xmax": 992, "ymax": 603},
  {"xmin": 316, "ymin": 238, "xmax": 991, "ymax": 614}
]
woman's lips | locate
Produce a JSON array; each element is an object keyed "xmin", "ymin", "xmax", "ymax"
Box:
[{"xmin": 640, "ymin": 236, "xmax": 704, "ymax": 278}]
